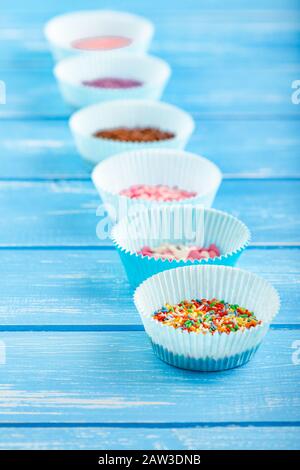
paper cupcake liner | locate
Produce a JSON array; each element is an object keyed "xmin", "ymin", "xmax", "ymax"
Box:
[
  {"xmin": 92, "ymin": 148, "xmax": 221, "ymax": 222},
  {"xmin": 151, "ymin": 342, "xmax": 260, "ymax": 371},
  {"xmin": 45, "ymin": 10, "xmax": 154, "ymax": 61},
  {"xmin": 70, "ymin": 100, "xmax": 195, "ymax": 165},
  {"xmin": 54, "ymin": 53, "xmax": 171, "ymax": 108},
  {"xmin": 134, "ymin": 265, "xmax": 280, "ymax": 371},
  {"xmin": 111, "ymin": 206, "xmax": 250, "ymax": 287}
]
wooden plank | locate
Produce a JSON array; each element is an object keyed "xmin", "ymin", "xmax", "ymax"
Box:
[
  {"xmin": 0, "ymin": 248, "xmax": 298, "ymax": 327},
  {"xmin": 0, "ymin": 119, "xmax": 299, "ymax": 179},
  {"xmin": 2, "ymin": 42, "xmax": 299, "ymax": 71},
  {"xmin": 0, "ymin": 0, "xmax": 298, "ymax": 449},
  {"xmin": 2, "ymin": 38, "xmax": 300, "ymax": 72},
  {"xmin": 1, "ymin": 7, "xmax": 299, "ymax": 115},
  {"xmin": 0, "ymin": 180, "xmax": 298, "ymax": 246},
  {"xmin": 2, "ymin": 7, "xmax": 300, "ymax": 46},
  {"xmin": 2, "ymin": 44, "xmax": 300, "ymax": 71},
  {"xmin": 0, "ymin": 181, "xmax": 101, "ymax": 247},
  {"xmin": 1, "ymin": 0, "xmax": 299, "ymax": 13},
  {"xmin": 0, "ymin": 425, "xmax": 299, "ymax": 450},
  {"xmin": 1, "ymin": 4, "xmax": 299, "ymax": 72},
  {"xmin": 193, "ymin": 119, "xmax": 300, "ymax": 178},
  {"xmin": 1, "ymin": 63, "xmax": 300, "ymax": 118},
  {"xmin": 0, "ymin": 330, "xmax": 299, "ymax": 423},
  {"xmin": 0, "ymin": 121, "xmax": 88, "ymax": 180}
]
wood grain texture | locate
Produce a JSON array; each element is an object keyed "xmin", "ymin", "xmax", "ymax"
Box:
[
  {"xmin": 1, "ymin": 4, "xmax": 299, "ymax": 118},
  {"xmin": 1, "ymin": 6, "xmax": 300, "ymax": 67},
  {"xmin": 2, "ymin": 0, "xmax": 300, "ymax": 12},
  {"xmin": 0, "ymin": 248, "xmax": 298, "ymax": 327},
  {"xmin": 0, "ymin": 0, "xmax": 299, "ymax": 450},
  {"xmin": 0, "ymin": 180, "xmax": 298, "ymax": 246},
  {"xmin": 0, "ymin": 426, "xmax": 299, "ymax": 450},
  {"xmin": 1, "ymin": 64, "xmax": 300, "ymax": 118},
  {"xmin": 2, "ymin": 45, "xmax": 300, "ymax": 71},
  {"xmin": 0, "ymin": 330, "xmax": 299, "ymax": 424},
  {"xmin": 1, "ymin": 119, "xmax": 300, "ymax": 179}
]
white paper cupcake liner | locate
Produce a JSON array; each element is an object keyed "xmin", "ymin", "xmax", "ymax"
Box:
[
  {"xmin": 54, "ymin": 53, "xmax": 171, "ymax": 108},
  {"xmin": 134, "ymin": 265, "xmax": 280, "ymax": 371},
  {"xmin": 45, "ymin": 10, "xmax": 154, "ymax": 61},
  {"xmin": 111, "ymin": 205, "xmax": 250, "ymax": 287},
  {"xmin": 92, "ymin": 148, "xmax": 221, "ymax": 222},
  {"xmin": 70, "ymin": 100, "xmax": 195, "ymax": 165}
]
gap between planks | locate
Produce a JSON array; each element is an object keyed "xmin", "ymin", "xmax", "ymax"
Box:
[
  {"xmin": 0, "ymin": 421, "xmax": 299, "ymax": 429},
  {"xmin": 0, "ymin": 324, "xmax": 298, "ymax": 332},
  {"xmin": 0, "ymin": 243, "xmax": 299, "ymax": 249},
  {"xmin": 0, "ymin": 175, "xmax": 299, "ymax": 182},
  {"xmin": 1, "ymin": 113, "xmax": 300, "ymax": 122}
]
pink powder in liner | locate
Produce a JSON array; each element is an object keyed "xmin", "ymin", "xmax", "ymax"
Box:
[
  {"xmin": 82, "ymin": 77, "xmax": 143, "ymax": 89},
  {"xmin": 71, "ymin": 35, "xmax": 132, "ymax": 51},
  {"xmin": 120, "ymin": 184, "xmax": 197, "ymax": 202}
]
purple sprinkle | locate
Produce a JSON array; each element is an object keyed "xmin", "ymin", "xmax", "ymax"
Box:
[{"xmin": 82, "ymin": 77, "xmax": 143, "ymax": 89}]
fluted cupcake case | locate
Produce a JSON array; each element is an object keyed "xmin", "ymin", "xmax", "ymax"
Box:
[
  {"xmin": 111, "ymin": 205, "xmax": 250, "ymax": 288},
  {"xmin": 70, "ymin": 100, "xmax": 195, "ymax": 165},
  {"xmin": 92, "ymin": 149, "xmax": 221, "ymax": 221},
  {"xmin": 134, "ymin": 265, "xmax": 280, "ymax": 371},
  {"xmin": 44, "ymin": 10, "xmax": 154, "ymax": 61},
  {"xmin": 54, "ymin": 53, "xmax": 171, "ymax": 108}
]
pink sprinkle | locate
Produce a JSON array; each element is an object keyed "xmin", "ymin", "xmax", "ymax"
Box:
[
  {"xmin": 71, "ymin": 36, "xmax": 132, "ymax": 51},
  {"xmin": 120, "ymin": 184, "xmax": 197, "ymax": 202},
  {"xmin": 187, "ymin": 249, "xmax": 202, "ymax": 260},
  {"xmin": 208, "ymin": 243, "xmax": 220, "ymax": 256},
  {"xmin": 138, "ymin": 243, "xmax": 221, "ymax": 262},
  {"xmin": 140, "ymin": 246, "xmax": 153, "ymax": 257},
  {"xmin": 209, "ymin": 250, "xmax": 217, "ymax": 258},
  {"xmin": 82, "ymin": 77, "xmax": 143, "ymax": 89}
]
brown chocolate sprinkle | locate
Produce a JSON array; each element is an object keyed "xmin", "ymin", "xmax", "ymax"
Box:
[{"xmin": 93, "ymin": 127, "xmax": 175, "ymax": 142}]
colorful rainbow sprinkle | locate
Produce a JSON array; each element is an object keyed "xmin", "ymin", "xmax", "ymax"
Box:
[{"xmin": 153, "ymin": 298, "xmax": 262, "ymax": 335}]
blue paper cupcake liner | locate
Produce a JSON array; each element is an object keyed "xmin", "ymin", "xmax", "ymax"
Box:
[
  {"xmin": 112, "ymin": 206, "xmax": 250, "ymax": 288},
  {"xmin": 151, "ymin": 341, "xmax": 259, "ymax": 372},
  {"xmin": 134, "ymin": 265, "xmax": 280, "ymax": 372}
]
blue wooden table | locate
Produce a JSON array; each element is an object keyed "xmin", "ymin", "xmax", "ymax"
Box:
[{"xmin": 0, "ymin": 0, "xmax": 299, "ymax": 450}]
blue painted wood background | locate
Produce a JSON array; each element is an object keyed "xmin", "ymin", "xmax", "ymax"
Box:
[{"xmin": 0, "ymin": 0, "xmax": 299, "ymax": 450}]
